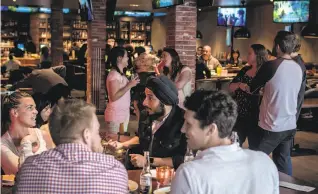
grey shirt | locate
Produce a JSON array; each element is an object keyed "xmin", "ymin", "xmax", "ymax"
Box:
[
  {"xmin": 11, "ymin": 68, "xmax": 68, "ymax": 94},
  {"xmin": 251, "ymin": 58, "xmax": 303, "ymax": 132}
]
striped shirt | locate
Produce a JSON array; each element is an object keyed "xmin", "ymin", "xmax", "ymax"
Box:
[{"xmin": 14, "ymin": 143, "xmax": 128, "ymax": 194}]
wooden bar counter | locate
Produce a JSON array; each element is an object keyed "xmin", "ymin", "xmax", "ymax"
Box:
[{"xmin": 1, "ymin": 56, "xmax": 40, "ymax": 68}]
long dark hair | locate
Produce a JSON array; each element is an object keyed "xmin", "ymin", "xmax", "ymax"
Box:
[
  {"xmin": 1, "ymin": 91, "xmax": 32, "ymax": 136},
  {"xmin": 32, "ymin": 93, "xmax": 52, "ymax": 128},
  {"xmin": 163, "ymin": 47, "xmax": 185, "ymax": 81},
  {"xmin": 41, "ymin": 46, "xmax": 50, "ymax": 60},
  {"xmin": 250, "ymin": 44, "xmax": 268, "ymax": 69},
  {"xmin": 229, "ymin": 49, "xmax": 240, "ymax": 64},
  {"xmin": 109, "ymin": 47, "xmax": 127, "ymax": 75}
]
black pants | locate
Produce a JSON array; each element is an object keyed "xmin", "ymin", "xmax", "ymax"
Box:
[
  {"xmin": 233, "ymin": 117, "xmax": 262, "ymax": 150},
  {"xmin": 257, "ymin": 128, "xmax": 296, "ymax": 175}
]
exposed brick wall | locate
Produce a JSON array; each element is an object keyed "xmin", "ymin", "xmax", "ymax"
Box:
[
  {"xmin": 87, "ymin": 0, "xmax": 107, "ymax": 113},
  {"xmin": 166, "ymin": 0, "xmax": 197, "ymax": 89},
  {"xmin": 50, "ymin": 0, "xmax": 64, "ymax": 67}
]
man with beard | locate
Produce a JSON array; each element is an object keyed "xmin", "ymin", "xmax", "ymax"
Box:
[{"xmin": 108, "ymin": 76, "xmax": 187, "ymax": 169}]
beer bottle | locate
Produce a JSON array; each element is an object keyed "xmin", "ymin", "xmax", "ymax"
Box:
[{"xmin": 140, "ymin": 151, "xmax": 152, "ymax": 194}]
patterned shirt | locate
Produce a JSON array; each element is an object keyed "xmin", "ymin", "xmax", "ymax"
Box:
[
  {"xmin": 14, "ymin": 143, "xmax": 128, "ymax": 194},
  {"xmin": 231, "ymin": 66, "xmax": 260, "ymax": 119}
]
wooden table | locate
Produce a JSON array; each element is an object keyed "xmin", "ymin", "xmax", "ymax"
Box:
[{"xmin": 128, "ymin": 170, "xmax": 318, "ymax": 194}]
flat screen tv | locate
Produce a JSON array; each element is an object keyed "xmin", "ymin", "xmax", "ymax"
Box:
[
  {"xmin": 17, "ymin": 43, "xmax": 25, "ymax": 51},
  {"xmin": 273, "ymin": 0, "xmax": 309, "ymax": 23},
  {"xmin": 152, "ymin": 0, "xmax": 184, "ymax": 9},
  {"xmin": 79, "ymin": 0, "xmax": 94, "ymax": 21},
  {"xmin": 217, "ymin": 7, "xmax": 246, "ymax": 27}
]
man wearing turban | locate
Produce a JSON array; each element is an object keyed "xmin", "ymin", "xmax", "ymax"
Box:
[{"xmin": 109, "ymin": 76, "xmax": 187, "ymax": 169}]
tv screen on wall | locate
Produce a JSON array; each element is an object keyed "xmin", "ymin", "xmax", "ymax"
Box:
[
  {"xmin": 273, "ymin": 0, "xmax": 309, "ymax": 23},
  {"xmin": 217, "ymin": 7, "xmax": 246, "ymax": 27},
  {"xmin": 152, "ymin": 0, "xmax": 184, "ymax": 9},
  {"xmin": 79, "ymin": 0, "xmax": 94, "ymax": 21}
]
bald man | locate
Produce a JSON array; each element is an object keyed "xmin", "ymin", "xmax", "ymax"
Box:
[{"xmin": 200, "ymin": 45, "xmax": 221, "ymax": 70}]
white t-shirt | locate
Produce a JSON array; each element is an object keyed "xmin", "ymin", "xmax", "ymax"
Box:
[{"xmin": 171, "ymin": 143, "xmax": 279, "ymax": 194}]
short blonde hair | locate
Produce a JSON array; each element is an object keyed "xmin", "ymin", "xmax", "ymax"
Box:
[{"xmin": 49, "ymin": 99, "xmax": 96, "ymax": 145}]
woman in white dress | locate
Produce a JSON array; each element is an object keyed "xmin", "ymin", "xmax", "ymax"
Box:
[
  {"xmin": 1, "ymin": 92, "xmax": 55, "ymax": 174},
  {"xmin": 162, "ymin": 48, "xmax": 192, "ymax": 108}
]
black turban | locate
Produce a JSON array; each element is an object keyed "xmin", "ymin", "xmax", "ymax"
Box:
[{"xmin": 146, "ymin": 76, "xmax": 179, "ymax": 106}]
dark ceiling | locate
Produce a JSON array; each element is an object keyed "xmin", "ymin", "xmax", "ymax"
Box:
[{"xmin": 1, "ymin": 0, "xmax": 273, "ymax": 11}]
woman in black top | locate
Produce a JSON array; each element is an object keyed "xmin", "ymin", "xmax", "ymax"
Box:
[
  {"xmin": 229, "ymin": 44, "xmax": 268, "ymax": 149},
  {"xmin": 227, "ymin": 49, "xmax": 243, "ymax": 67}
]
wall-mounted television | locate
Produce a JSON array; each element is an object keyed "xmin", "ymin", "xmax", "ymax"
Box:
[
  {"xmin": 8, "ymin": 6, "xmax": 38, "ymax": 13},
  {"xmin": 273, "ymin": 0, "xmax": 309, "ymax": 23},
  {"xmin": 114, "ymin": 11, "xmax": 151, "ymax": 17},
  {"xmin": 39, "ymin": 8, "xmax": 70, "ymax": 14},
  {"xmin": 79, "ymin": 0, "xmax": 94, "ymax": 21},
  {"xmin": 217, "ymin": 7, "xmax": 246, "ymax": 27},
  {"xmin": 152, "ymin": 0, "xmax": 184, "ymax": 9},
  {"xmin": 17, "ymin": 43, "xmax": 25, "ymax": 51},
  {"xmin": 154, "ymin": 12, "xmax": 167, "ymax": 17}
]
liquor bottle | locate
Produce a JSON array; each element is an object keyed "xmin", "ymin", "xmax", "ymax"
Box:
[
  {"xmin": 184, "ymin": 147, "xmax": 194, "ymax": 163},
  {"xmin": 140, "ymin": 151, "xmax": 152, "ymax": 194}
]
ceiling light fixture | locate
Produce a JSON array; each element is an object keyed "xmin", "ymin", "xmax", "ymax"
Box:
[
  {"xmin": 129, "ymin": 4, "xmax": 139, "ymax": 7},
  {"xmin": 301, "ymin": 24, "xmax": 318, "ymax": 38}
]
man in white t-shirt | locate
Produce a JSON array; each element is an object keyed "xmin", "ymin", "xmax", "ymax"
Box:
[{"xmin": 171, "ymin": 90, "xmax": 279, "ymax": 194}]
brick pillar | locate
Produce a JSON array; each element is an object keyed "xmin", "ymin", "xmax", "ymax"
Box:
[
  {"xmin": 87, "ymin": 0, "xmax": 106, "ymax": 113},
  {"xmin": 166, "ymin": 0, "xmax": 197, "ymax": 88},
  {"xmin": 50, "ymin": 0, "xmax": 64, "ymax": 67}
]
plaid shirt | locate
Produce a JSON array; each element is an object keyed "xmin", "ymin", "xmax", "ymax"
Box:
[{"xmin": 14, "ymin": 143, "xmax": 128, "ymax": 194}]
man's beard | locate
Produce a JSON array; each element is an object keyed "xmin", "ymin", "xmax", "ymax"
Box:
[{"xmin": 147, "ymin": 102, "xmax": 165, "ymax": 121}]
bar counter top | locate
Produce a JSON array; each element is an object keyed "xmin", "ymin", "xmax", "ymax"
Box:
[{"xmin": 1, "ymin": 56, "xmax": 40, "ymax": 67}]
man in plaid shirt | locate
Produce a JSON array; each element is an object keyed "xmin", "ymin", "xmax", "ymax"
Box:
[{"xmin": 14, "ymin": 99, "xmax": 128, "ymax": 194}]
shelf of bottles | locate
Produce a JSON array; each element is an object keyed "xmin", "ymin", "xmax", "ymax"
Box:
[
  {"xmin": 119, "ymin": 21, "xmax": 130, "ymax": 43},
  {"xmin": 72, "ymin": 20, "xmax": 88, "ymax": 41},
  {"xmin": 106, "ymin": 22, "xmax": 118, "ymax": 40},
  {"xmin": 1, "ymin": 20, "xmax": 18, "ymax": 56},
  {"xmin": 110, "ymin": 20, "xmax": 152, "ymax": 46}
]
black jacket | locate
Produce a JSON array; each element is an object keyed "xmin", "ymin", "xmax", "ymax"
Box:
[
  {"xmin": 132, "ymin": 106, "xmax": 187, "ymax": 169},
  {"xmin": 196, "ymin": 61, "xmax": 211, "ymax": 80}
]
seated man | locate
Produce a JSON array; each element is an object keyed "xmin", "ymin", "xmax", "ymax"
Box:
[
  {"xmin": 171, "ymin": 90, "xmax": 279, "ymax": 194},
  {"xmin": 14, "ymin": 99, "xmax": 128, "ymax": 193},
  {"xmin": 109, "ymin": 76, "xmax": 187, "ymax": 169},
  {"xmin": 1, "ymin": 54, "xmax": 21, "ymax": 77}
]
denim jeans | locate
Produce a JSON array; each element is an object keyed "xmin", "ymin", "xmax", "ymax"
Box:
[{"xmin": 257, "ymin": 128, "xmax": 296, "ymax": 175}]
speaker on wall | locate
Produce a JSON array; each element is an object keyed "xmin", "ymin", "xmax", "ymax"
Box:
[{"xmin": 106, "ymin": 0, "xmax": 117, "ymax": 22}]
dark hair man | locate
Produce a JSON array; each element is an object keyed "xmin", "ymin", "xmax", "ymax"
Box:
[
  {"xmin": 249, "ymin": 31, "xmax": 304, "ymax": 175},
  {"xmin": 108, "ymin": 76, "xmax": 187, "ymax": 169},
  {"xmin": 171, "ymin": 90, "xmax": 278, "ymax": 194},
  {"xmin": 14, "ymin": 99, "xmax": 128, "ymax": 193}
]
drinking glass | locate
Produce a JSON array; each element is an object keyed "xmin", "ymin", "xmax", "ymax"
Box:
[{"xmin": 156, "ymin": 166, "xmax": 174, "ymax": 186}]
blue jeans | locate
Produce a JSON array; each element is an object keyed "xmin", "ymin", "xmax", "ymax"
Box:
[
  {"xmin": 257, "ymin": 128, "xmax": 296, "ymax": 175},
  {"xmin": 287, "ymin": 155, "xmax": 293, "ymax": 176}
]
